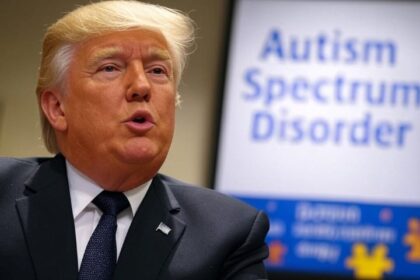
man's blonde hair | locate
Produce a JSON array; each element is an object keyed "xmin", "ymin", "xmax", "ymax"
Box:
[{"xmin": 36, "ymin": 0, "xmax": 195, "ymax": 153}]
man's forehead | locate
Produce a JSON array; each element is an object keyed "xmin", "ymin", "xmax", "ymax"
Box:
[{"xmin": 78, "ymin": 29, "xmax": 172, "ymax": 62}]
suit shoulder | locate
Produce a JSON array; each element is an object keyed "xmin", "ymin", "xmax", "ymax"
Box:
[
  {"xmin": 157, "ymin": 174, "xmax": 269, "ymax": 260},
  {"xmin": 0, "ymin": 157, "xmax": 48, "ymax": 171},
  {"xmin": 157, "ymin": 174, "xmax": 265, "ymax": 221},
  {"xmin": 0, "ymin": 157, "xmax": 50, "ymax": 182}
]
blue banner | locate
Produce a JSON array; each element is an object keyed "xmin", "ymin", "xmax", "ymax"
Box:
[{"xmin": 235, "ymin": 195, "xmax": 420, "ymax": 279}]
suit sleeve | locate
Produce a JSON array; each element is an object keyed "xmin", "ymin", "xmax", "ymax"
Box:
[{"xmin": 221, "ymin": 210, "xmax": 270, "ymax": 280}]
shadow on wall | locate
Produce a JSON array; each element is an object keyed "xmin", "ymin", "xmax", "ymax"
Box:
[{"xmin": 0, "ymin": 100, "xmax": 3, "ymax": 141}]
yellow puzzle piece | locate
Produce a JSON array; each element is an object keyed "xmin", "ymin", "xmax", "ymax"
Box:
[{"xmin": 346, "ymin": 243, "xmax": 394, "ymax": 279}]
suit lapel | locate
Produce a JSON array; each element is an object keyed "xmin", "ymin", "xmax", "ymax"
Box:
[
  {"xmin": 114, "ymin": 175, "xmax": 186, "ymax": 280},
  {"xmin": 15, "ymin": 155, "xmax": 78, "ymax": 280}
]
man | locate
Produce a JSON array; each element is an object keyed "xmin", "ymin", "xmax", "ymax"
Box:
[{"xmin": 0, "ymin": 1, "xmax": 269, "ymax": 279}]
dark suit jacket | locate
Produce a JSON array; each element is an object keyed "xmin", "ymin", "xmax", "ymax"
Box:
[{"xmin": 0, "ymin": 155, "xmax": 269, "ymax": 280}]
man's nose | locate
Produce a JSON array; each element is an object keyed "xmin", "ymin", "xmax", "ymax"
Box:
[{"xmin": 125, "ymin": 64, "xmax": 151, "ymax": 102}]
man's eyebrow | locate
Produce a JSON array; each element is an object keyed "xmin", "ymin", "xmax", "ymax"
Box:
[
  {"xmin": 86, "ymin": 46, "xmax": 172, "ymax": 67},
  {"xmin": 148, "ymin": 48, "xmax": 172, "ymax": 61},
  {"xmin": 87, "ymin": 46, "xmax": 123, "ymax": 66}
]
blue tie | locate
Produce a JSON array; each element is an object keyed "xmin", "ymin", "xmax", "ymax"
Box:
[{"xmin": 78, "ymin": 191, "xmax": 129, "ymax": 280}]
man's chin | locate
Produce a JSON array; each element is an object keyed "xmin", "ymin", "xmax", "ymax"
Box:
[
  {"xmin": 118, "ymin": 144, "xmax": 167, "ymax": 166},
  {"xmin": 118, "ymin": 150, "xmax": 158, "ymax": 164}
]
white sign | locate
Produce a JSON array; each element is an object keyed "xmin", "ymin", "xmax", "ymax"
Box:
[{"xmin": 215, "ymin": 0, "xmax": 420, "ymax": 206}]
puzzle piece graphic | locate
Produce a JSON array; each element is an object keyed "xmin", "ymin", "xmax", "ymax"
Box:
[
  {"xmin": 346, "ymin": 243, "xmax": 394, "ymax": 279},
  {"xmin": 404, "ymin": 218, "xmax": 420, "ymax": 262},
  {"xmin": 268, "ymin": 240, "xmax": 287, "ymax": 265}
]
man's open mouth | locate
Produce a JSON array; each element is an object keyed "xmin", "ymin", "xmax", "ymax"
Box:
[{"xmin": 132, "ymin": 117, "xmax": 146, "ymax": 123}]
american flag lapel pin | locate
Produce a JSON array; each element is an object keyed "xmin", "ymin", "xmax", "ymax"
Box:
[{"xmin": 156, "ymin": 222, "xmax": 172, "ymax": 235}]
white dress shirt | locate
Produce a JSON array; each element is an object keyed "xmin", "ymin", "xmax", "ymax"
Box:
[{"xmin": 66, "ymin": 161, "xmax": 151, "ymax": 269}]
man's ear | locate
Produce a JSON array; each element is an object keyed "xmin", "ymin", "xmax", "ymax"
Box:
[{"xmin": 40, "ymin": 90, "xmax": 68, "ymax": 132}]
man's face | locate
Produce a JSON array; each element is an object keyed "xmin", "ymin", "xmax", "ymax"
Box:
[{"xmin": 57, "ymin": 29, "xmax": 176, "ymax": 179}]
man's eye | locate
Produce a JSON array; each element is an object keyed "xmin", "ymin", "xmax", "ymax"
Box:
[
  {"xmin": 150, "ymin": 67, "xmax": 166, "ymax": 75},
  {"xmin": 101, "ymin": 65, "xmax": 117, "ymax": 72}
]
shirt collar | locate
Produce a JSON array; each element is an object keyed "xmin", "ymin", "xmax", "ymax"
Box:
[{"xmin": 66, "ymin": 160, "xmax": 152, "ymax": 219}]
